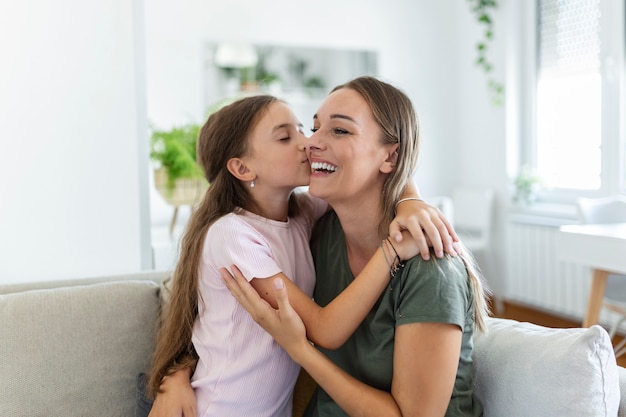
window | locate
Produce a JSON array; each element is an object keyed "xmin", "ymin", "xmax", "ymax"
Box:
[{"xmin": 526, "ymin": 0, "xmax": 625, "ymax": 202}]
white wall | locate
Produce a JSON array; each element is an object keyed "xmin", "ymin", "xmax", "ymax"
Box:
[{"xmin": 0, "ymin": 0, "xmax": 151, "ymax": 283}]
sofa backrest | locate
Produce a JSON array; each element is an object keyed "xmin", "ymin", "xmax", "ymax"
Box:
[{"xmin": 0, "ymin": 275, "xmax": 164, "ymax": 417}]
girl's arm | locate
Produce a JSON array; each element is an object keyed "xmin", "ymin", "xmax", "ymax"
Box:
[
  {"xmin": 225, "ymin": 276, "xmax": 462, "ymax": 417},
  {"xmin": 306, "ymin": 182, "xmax": 460, "ymax": 260},
  {"xmin": 234, "ymin": 235, "xmax": 415, "ymax": 349}
]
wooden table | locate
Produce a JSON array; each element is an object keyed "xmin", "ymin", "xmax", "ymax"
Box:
[{"xmin": 557, "ymin": 223, "xmax": 626, "ymax": 327}]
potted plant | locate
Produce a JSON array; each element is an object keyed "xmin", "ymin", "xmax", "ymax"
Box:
[
  {"xmin": 512, "ymin": 166, "xmax": 542, "ymax": 206},
  {"xmin": 150, "ymin": 122, "xmax": 208, "ymax": 208}
]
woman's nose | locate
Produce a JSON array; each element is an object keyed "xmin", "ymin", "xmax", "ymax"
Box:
[{"xmin": 306, "ymin": 131, "xmax": 324, "ymax": 152}]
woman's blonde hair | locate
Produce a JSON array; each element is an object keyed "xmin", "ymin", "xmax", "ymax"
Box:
[
  {"xmin": 147, "ymin": 94, "xmax": 310, "ymax": 397},
  {"xmin": 333, "ymin": 77, "xmax": 490, "ymax": 331}
]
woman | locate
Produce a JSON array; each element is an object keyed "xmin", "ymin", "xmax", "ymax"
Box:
[
  {"xmin": 224, "ymin": 77, "xmax": 490, "ymax": 416},
  {"xmin": 145, "ymin": 93, "xmax": 459, "ymax": 417}
]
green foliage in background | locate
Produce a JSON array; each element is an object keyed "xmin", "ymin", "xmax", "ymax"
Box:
[
  {"xmin": 149, "ymin": 97, "xmax": 239, "ymax": 191},
  {"xmin": 150, "ymin": 123, "xmax": 203, "ymax": 191},
  {"xmin": 466, "ymin": 0, "xmax": 504, "ymax": 106}
]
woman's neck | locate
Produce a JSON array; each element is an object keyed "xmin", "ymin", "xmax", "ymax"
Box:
[{"xmin": 332, "ymin": 199, "xmax": 384, "ymax": 276}]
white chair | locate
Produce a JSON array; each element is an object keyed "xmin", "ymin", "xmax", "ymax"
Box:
[
  {"xmin": 576, "ymin": 195, "xmax": 626, "ymax": 357},
  {"xmin": 452, "ymin": 187, "xmax": 495, "ymax": 254}
]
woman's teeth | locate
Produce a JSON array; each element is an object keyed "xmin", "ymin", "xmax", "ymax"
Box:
[{"xmin": 311, "ymin": 162, "xmax": 338, "ymax": 173}]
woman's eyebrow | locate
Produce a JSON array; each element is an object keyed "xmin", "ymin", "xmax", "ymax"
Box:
[
  {"xmin": 330, "ymin": 114, "xmax": 355, "ymax": 123},
  {"xmin": 312, "ymin": 114, "xmax": 356, "ymax": 123}
]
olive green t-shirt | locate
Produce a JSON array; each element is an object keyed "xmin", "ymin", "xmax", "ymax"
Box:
[{"xmin": 305, "ymin": 211, "xmax": 483, "ymax": 417}]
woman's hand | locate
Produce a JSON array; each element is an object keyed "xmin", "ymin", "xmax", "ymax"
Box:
[
  {"xmin": 221, "ymin": 266, "xmax": 310, "ymax": 360},
  {"xmin": 390, "ymin": 199, "xmax": 459, "ymax": 260},
  {"xmin": 147, "ymin": 368, "xmax": 196, "ymax": 417}
]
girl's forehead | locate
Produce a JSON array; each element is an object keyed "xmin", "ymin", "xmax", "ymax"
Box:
[{"xmin": 259, "ymin": 101, "xmax": 297, "ymax": 124}]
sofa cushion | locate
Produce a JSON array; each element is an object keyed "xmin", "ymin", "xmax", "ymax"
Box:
[
  {"xmin": 0, "ymin": 280, "xmax": 160, "ymax": 417},
  {"xmin": 473, "ymin": 317, "xmax": 619, "ymax": 417}
]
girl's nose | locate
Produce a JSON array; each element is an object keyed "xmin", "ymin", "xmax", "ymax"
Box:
[{"xmin": 297, "ymin": 135, "xmax": 307, "ymax": 151}]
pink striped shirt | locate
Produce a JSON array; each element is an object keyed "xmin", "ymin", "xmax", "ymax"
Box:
[{"xmin": 191, "ymin": 198, "xmax": 326, "ymax": 417}]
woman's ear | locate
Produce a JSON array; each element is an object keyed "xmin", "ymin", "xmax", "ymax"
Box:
[
  {"xmin": 227, "ymin": 157, "xmax": 255, "ymax": 181},
  {"xmin": 380, "ymin": 145, "xmax": 399, "ymax": 174}
]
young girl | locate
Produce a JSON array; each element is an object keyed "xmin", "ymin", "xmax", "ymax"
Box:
[
  {"xmin": 146, "ymin": 94, "xmax": 458, "ymax": 417},
  {"xmin": 224, "ymin": 77, "xmax": 490, "ymax": 416}
]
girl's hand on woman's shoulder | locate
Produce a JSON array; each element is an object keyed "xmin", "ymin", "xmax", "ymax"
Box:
[{"xmin": 390, "ymin": 199, "xmax": 459, "ymax": 260}]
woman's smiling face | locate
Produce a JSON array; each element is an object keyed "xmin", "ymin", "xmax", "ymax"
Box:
[{"xmin": 307, "ymin": 88, "xmax": 397, "ymax": 204}]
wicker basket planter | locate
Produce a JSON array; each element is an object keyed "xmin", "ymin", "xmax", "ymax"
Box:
[{"xmin": 154, "ymin": 167, "xmax": 209, "ymax": 208}]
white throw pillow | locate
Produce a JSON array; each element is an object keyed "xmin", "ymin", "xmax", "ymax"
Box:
[{"xmin": 472, "ymin": 317, "xmax": 619, "ymax": 417}]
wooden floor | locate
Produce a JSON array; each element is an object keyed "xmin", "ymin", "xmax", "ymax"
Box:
[{"xmin": 496, "ymin": 300, "xmax": 626, "ymax": 368}]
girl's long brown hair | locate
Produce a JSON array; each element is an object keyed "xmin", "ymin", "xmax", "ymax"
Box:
[{"xmin": 147, "ymin": 94, "xmax": 309, "ymax": 397}]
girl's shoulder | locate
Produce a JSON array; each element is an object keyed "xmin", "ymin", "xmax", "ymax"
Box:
[{"xmin": 206, "ymin": 212, "xmax": 260, "ymax": 240}]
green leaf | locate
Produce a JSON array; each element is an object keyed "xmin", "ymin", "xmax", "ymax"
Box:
[{"xmin": 479, "ymin": 14, "xmax": 491, "ymax": 24}]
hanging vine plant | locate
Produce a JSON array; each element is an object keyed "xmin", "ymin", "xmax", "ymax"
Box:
[{"xmin": 467, "ymin": 0, "xmax": 504, "ymax": 106}]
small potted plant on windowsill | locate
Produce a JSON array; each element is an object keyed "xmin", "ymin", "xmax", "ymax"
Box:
[{"xmin": 512, "ymin": 166, "xmax": 542, "ymax": 207}]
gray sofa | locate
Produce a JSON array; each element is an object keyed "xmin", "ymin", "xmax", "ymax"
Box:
[{"xmin": 1, "ymin": 272, "xmax": 625, "ymax": 417}]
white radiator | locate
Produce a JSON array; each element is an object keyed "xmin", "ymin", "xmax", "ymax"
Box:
[{"xmin": 505, "ymin": 222, "xmax": 619, "ymax": 327}]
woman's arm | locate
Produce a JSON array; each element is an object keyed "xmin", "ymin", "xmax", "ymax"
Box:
[
  {"xmin": 390, "ymin": 322, "xmax": 461, "ymax": 416},
  {"xmin": 226, "ymin": 276, "xmax": 462, "ymax": 417}
]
